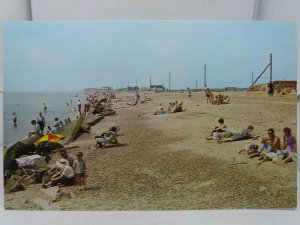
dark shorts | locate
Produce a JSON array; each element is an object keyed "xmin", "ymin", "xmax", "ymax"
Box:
[{"xmin": 51, "ymin": 177, "xmax": 75, "ymax": 187}]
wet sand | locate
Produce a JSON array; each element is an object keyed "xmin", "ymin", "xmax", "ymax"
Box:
[{"xmin": 4, "ymin": 90, "xmax": 297, "ymax": 210}]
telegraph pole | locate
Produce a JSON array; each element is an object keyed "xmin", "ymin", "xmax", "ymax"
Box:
[
  {"xmin": 169, "ymin": 72, "xmax": 171, "ymax": 92},
  {"xmin": 196, "ymin": 79, "xmax": 198, "ymax": 91},
  {"xmin": 270, "ymin": 54, "xmax": 272, "ymax": 83},
  {"xmin": 150, "ymin": 75, "xmax": 151, "ymax": 88},
  {"xmin": 204, "ymin": 64, "xmax": 207, "ymax": 87}
]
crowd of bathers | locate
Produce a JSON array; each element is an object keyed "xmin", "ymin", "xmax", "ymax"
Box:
[
  {"xmin": 205, "ymin": 88, "xmax": 230, "ymax": 105},
  {"xmin": 206, "ymin": 118, "xmax": 297, "ymax": 164},
  {"xmin": 154, "ymin": 101, "xmax": 185, "ymax": 115}
]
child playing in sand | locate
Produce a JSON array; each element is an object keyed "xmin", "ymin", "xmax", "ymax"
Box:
[{"xmin": 73, "ymin": 151, "xmax": 87, "ymax": 186}]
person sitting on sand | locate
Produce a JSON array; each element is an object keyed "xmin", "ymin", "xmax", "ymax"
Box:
[
  {"xmin": 154, "ymin": 104, "xmax": 166, "ymax": 115},
  {"xmin": 223, "ymin": 95, "xmax": 230, "ymax": 103},
  {"xmin": 167, "ymin": 103, "xmax": 173, "ymax": 112},
  {"xmin": 249, "ymin": 128, "xmax": 281, "ymax": 158},
  {"xmin": 218, "ymin": 125, "xmax": 259, "ymax": 143},
  {"xmin": 49, "ymin": 117, "xmax": 61, "ymax": 133},
  {"xmin": 43, "ymin": 159, "xmax": 75, "ymax": 188},
  {"xmin": 281, "ymin": 127, "xmax": 297, "ymax": 160},
  {"xmin": 217, "ymin": 94, "xmax": 223, "ymax": 105},
  {"xmin": 206, "ymin": 118, "xmax": 228, "ymax": 140},
  {"xmin": 28, "ymin": 120, "xmax": 42, "ymax": 137}
]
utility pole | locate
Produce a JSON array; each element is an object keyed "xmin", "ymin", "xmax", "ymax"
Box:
[
  {"xmin": 270, "ymin": 53, "xmax": 272, "ymax": 83},
  {"xmin": 136, "ymin": 79, "xmax": 137, "ymax": 87},
  {"xmin": 150, "ymin": 75, "xmax": 151, "ymax": 88},
  {"xmin": 196, "ymin": 79, "xmax": 198, "ymax": 91},
  {"xmin": 169, "ymin": 72, "xmax": 171, "ymax": 92},
  {"xmin": 204, "ymin": 64, "xmax": 207, "ymax": 87},
  {"xmin": 252, "ymin": 72, "xmax": 254, "ymax": 85}
]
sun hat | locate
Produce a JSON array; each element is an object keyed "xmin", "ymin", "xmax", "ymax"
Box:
[{"xmin": 57, "ymin": 158, "xmax": 69, "ymax": 168}]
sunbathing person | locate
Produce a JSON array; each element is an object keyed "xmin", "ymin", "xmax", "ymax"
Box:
[
  {"xmin": 95, "ymin": 126, "xmax": 119, "ymax": 148},
  {"xmin": 281, "ymin": 127, "xmax": 297, "ymax": 160},
  {"xmin": 218, "ymin": 125, "xmax": 258, "ymax": 143},
  {"xmin": 249, "ymin": 128, "xmax": 281, "ymax": 158},
  {"xmin": 154, "ymin": 104, "xmax": 166, "ymax": 115},
  {"xmin": 167, "ymin": 103, "xmax": 173, "ymax": 112},
  {"xmin": 206, "ymin": 118, "xmax": 228, "ymax": 140},
  {"xmin": 43, "ymin": 159, "xmax": 75, "ymax": 188}
]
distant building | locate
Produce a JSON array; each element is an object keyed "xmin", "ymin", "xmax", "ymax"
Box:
[
  {"xmin": 126, "ymin": 86, "xmax": 139, "ymax": 91},
  {"xmin": 149, "ymin": 85, "xmax": 166, "ymax": 92},
  {"xmin": 224, "ymin": 87, "xmax": 237, "ymax": 91},
  {"xmin": 272, "ymin": 80, "xmax": 296, "ymax": 90},
  {"xmin": 251, "ymin": 80, "xmax": 297, "ymax": 91}
]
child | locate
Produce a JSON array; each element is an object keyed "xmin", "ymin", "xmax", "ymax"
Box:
[{"xmin": 73, "ymin": 151, "xmax": 87, "ymax": 186}]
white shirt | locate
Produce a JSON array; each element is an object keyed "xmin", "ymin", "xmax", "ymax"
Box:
[{"xmin": 61, "ymin": 166, "xmax": 75, "ymax": 178}]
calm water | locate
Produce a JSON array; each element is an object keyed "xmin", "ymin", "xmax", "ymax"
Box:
[{"xmin": 3, "ymin": 91, "xmax": 86, "ymax": 147}]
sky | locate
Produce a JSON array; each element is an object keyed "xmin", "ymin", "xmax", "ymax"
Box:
[{"xmin": 3, "ymin": 21, "xmax": 297, "ymax": 92}]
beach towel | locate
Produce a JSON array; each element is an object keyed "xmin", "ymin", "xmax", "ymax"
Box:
[{"xmin": 15, "ymin": 154, "xmax": 45, "ymax": 167}]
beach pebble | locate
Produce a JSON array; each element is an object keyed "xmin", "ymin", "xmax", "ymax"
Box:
[
  {"xmin": 259, "ymin": 186, "xmax": 268, "ymax": 193},
  {"xmin": 21, "ymin": 196, "xmax": 29, "ymax": 204}
]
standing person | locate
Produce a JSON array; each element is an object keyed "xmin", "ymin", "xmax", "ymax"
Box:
[
  {"xmin": 37, "ymin": 112, "xmax": 46, "ymax": 133},
  {"xmin": 84, "ymin": 98, "xmax": 90, "ymax": 116},
  {"xmin": 77, "ymin": 100, "xmax": 82, "ymax": 115},
  {"xmin": 209, "ymin": 92, "xmax": 214, "ymax": 104},
  {"xmin": 73, "ymin": 151, "xmax": 87, "ymax": 186},
  {"xmin": 187, "ymin": 88, "xmax": 192, "ymax": 97},
  {"xmin": 43, "ymin": 104, "xmax": 48, "ymax": 113},
  {"xmin": 205, "ymin": 88, "xmax": 210, "ymax": 103},
  {"xmin": 13, "ymin": 113, "xmax": 17, "ymax": 126},
  {"xmin": 275, "ymin": 83, "xmax": 281, "ymax": 94},
  {"xmin": 267, "ymin": 83, "xmax": 274, "ymax": 97}
]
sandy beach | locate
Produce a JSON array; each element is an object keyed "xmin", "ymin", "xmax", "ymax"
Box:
[{"xmin": 4, "ymin": 90, "xmax": 297, "ymax": 210}]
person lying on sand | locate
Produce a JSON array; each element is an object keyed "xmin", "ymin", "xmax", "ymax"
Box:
[{"xmin": 218, "ymin": 125, "xmax": 259, "ymax": 143}]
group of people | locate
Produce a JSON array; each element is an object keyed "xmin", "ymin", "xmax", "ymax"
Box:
[
  {"xmin": 27, "ymin": 112, "xmax": 61, "ymax": 137},
  {"xmin": 43, "ymin": 149, "xmax": 87, "ymax": 188},
  {"xmin": 249, "ymin": 127, "xmax": 297, "ymax": 164},
  {"xmin": 206, "ymin": 118, "xmax": 297, "ymax": 164},
  {"xmin": 76, "ymin": 98, "xmax": 91, "ymax": 116},
  {"xmin": 154, "ymin": 101, "xmax": 185, "ymax": 115},
  {"xmin": 204, "ymin": 86, "xmax": 230, "ymax": 105}
]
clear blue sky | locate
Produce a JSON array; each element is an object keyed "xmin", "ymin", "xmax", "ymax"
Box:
[{"xmin": 4, "ymin": 21, "xmax": 296, "ymax": 92}]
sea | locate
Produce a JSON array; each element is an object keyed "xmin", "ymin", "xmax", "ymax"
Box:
[{"xmin": 3, "ymin": 91, "xmax": 86, "ymax": 148}]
